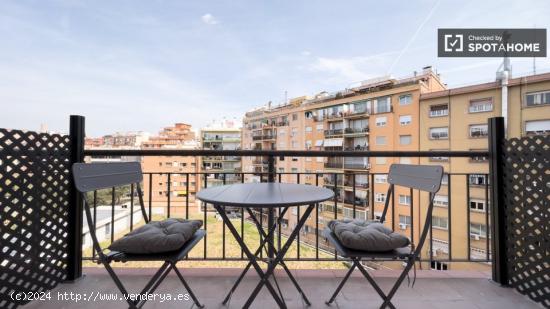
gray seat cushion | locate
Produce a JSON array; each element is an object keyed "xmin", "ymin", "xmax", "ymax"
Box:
[
  {"xmin": 108, "ymin": 218, "xmax": 203, "ymax": 254},
  {"xmin": 328, "ymin": 219, "xmax": 409, "ymax": 252}
]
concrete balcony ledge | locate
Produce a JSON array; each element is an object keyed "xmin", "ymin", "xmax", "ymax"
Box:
[{"xmin": 22, "ymin": 268, "xmax": 538, "ymax": 309}]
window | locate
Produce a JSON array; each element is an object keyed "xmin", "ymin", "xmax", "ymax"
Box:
[
  {"xmin": 432, "ymin": 216, "xmax": 448, "ymax": 230},
  {"xmin": 291, "ymin": 141, "xmax": 298, "ymax": 148},
  {"xmin": 441, "ymin": 174, "xmax": 449, "ymax": 185},
  {"xmin": 376, "ymin": 136, "xmax": 387, "ymax": 145},
  {"xmin": 374, "ymin": 97, "xmax": 391, "ymax": 113},
  {"xmin": 429, "ymin": 104, "xmax": 449, "ymax": 117},
  {"xmin": 399, "ymin": 215, "xmax": 411, "ymax": 226},
  {"xmin": 316, "ymin": 157, "xmax": 324, "ymax": 162},
  {"xmin": 305, "ymin": 140, "xmax": 312, "ymax": 149},
  {"xmin": 375, "ymin": 193, "xmax": 386, "ymax": 203},
  {"xmin": 470, "ymin": 199, "xmax": 486, "ymax": 212},
  {"xmin": 431, "ymin": 261, "xmax": 448, "ymax": 271},
  {"xmin": 469, "ymin": 124, "xmax": 488, "ymax": 138},
  {"xmin": 279, "ymin": 129, "xmax": 286, "ymax": 136},
  {"xmin": 374, "ymin": 175, "xmax": 387, "ymax": 183},
  {"xmin": 470, "ymin": 223, "xmax": 487, "ymax": 238},
  {"xmin": 291, "ymin": 168, "xmax": 298, "ymax": 173},
  {"xmin": 375, "ymin": 116, "xmax": 387, "ymax": 127},
  {"xmin": 399, "ymin": 115, "xmax": 412, "ymax": 125},
  {"xmin": 375, "ymin": 157, "xmax": 386, "ymax": 165},
  {"xmin": 292, "ymin": 113, "xmax": 298, "ymax": 121},
  {"xmin": 525, "ymin": 120, "xmax": 550, "ymax": 135},
  {"xmin": 399, "ymin": 135, "xmax": 412, "ymax": 145},
  {"xmin": 469, "ymin": 174, "xmax": 488, "ymax": 186},
  {"xmin": 429, "ymin": 149, "xmax": 449, "ymax": 162},
  {"xmin": 434, "ymin": 195, "xmax": 448, "ymax": 207},
  {"xmin": 470, "ymin": 149, "xmax": 488, "ymax": 162},
  {"xmin": 399, "ymin": 94, "xmax": 412, "ymax": 105},
  {"xmin": 429, "ymin": 127, "xmax": 448, "ymax": 139},
  {"xmin": 525, "ymin": 90, "xmax": 550, "ymax": 107},
  {"xmin": 291, "ymin": 127, "xmax": 298, "ymax": 137},
  {"xmin": 399, "ymin": 194, "xmax": 411, "ymax": 205},
  {"xmin": 400, "ymin": 157, "xmax": 411, "ymax": 164},
  {"xmin": 316, "ymin": 124, "xmax": 324, "ymax": 131},
  {"xmin": 469, "ymin": 98, "xmax": 493, "ymax": 113},
  {"xmin": 305, "ymin": 126, "xmax": 312, "ymax": 133}
]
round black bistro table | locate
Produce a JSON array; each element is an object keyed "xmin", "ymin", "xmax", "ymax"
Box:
[{"xmin": 197, "ymin": 183, "xmax": 334, "ymax": 309}]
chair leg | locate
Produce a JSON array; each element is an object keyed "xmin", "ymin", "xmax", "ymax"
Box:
[
  {"xmin": 100, "ymin": 260, "xmax": 139, "ymax": 309},
  {"xmin": 379, "ymin": 258, "xmax": 415, "ymax": 309},
  {"xmin": 171, "ymin": 263, "xmax": 205, "ymax": 308},
  {"xmin": 354, "ymin": 260, "xmax": 396, "ymax": 309},
  {"xmin": 325, "ymin": 262, "xmax": 356, "ymax": 305}
]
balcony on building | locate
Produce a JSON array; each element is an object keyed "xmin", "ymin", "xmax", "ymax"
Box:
[{"xmin": 343, "ymin": 157, "xmax": 370, "ymax": 170}]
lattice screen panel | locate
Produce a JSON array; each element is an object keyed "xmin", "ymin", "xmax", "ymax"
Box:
[
  {"xmin": 502, "ymin": 134, "xmax": 549, "ymax": 307},
  {"xmin": 0, "ymin": 129, "xmax": 71, "ymax": 308}
]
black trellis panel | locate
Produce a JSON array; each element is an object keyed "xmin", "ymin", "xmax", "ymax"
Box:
[
  {"xmin": 0, "ymin": 129, "xmax": 71, "ymax": 309},
  {"xmin": 502, "ymin": 134, "xmax": 549, "ymax": 307}
]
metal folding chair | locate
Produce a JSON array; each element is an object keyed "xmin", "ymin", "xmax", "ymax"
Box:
[
  {"xmin": 324, "ymin": 164, "xmax": 444, "ymax": 309},
  {"xmin": 72, "ymin": 162, "xmax": 205, "ymax": 309}
]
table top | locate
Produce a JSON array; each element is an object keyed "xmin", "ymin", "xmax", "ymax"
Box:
[{"xmin": 196, "ymin": 183, "xmax": 334, "ymax": 208}]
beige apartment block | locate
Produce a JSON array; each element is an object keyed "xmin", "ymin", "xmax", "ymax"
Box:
[
  {"xmin": 419, "ymin": 72, "xmax": 550, "ymax": 271},
  {"xmin": 242, "ymin": 68, "xmax": 447, "ymax": 257},
  {"xmin": 200, "ymin": 119, "xmax": 242, "ymax": 212},
  {"xmin": 141, "ymin": 123, "xmax": 201, "ymax": 217}
]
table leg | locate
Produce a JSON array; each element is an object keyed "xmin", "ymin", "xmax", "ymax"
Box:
[
  {"xmin": 242, "ymin": 204, "xmax": 316, "ymax": 309},
  {"xmin": 213, "ymin": 204, "xmax": 286, "ymax": 308},
  {"xmin": 222, "ymin": 207, "xmax": 290, "ymax": 305},
  {"xmin": 245, "ymin": 208, "xmax": 312, "ymax": 306}
]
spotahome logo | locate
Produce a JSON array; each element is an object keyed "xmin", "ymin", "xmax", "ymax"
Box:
[{"xmin": 438, "ymin": 29, "xmax": 546, "ymax": 57}]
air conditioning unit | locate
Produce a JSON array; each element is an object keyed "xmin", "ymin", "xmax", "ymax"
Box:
[
  {"xmin": 399, "ymin": 223, "xmax": 407, "ymax": 230},
  {"xmin": 470, "ymin": 234, "xmax": 480, "ymax": 241}
]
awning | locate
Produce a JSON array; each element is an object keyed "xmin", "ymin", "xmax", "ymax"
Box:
[
  {"xmin": 315, "ymin": 140, "xmax": 324, "ymax": 146},
  {"xmin": 324, "ymin": 138, "xmax": 343, "ymax": 147}
]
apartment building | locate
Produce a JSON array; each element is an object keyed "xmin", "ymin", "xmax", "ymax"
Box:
[
  {"xmin": 301, "ymin": 68, "xmax": 446, "ymax": 248},
  {"xmin": 84, "ymin": 131, "xmax": 149, "ymax": 163},
  {"xmin": 141, "ymin": 123, "xmax": 200, "ymax": 217},
  {"xmin": 200, "ymin": 119, "xmax": 242, "ymax": 212},
  {"xmin": 242, "ymin": 67, "xmax": 446, "ymax": 249},
  {"xmin": 201, "ymin": 119, "xmax": 242, "ymax": 185},
  {"xmin": 242, "ymin": 97, "xmax": 309, "ymax": 183},
  {"xmin": 419, "ymin": 72, "xmax": 550, "ymax": 271}
]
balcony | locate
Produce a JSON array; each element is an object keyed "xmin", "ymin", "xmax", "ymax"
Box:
[
  {"xmin": 2, "ymin": 116, "xmax": 547, "ymax": 309},
  {"xmin": 344, "ymin": 127, "xmax": 369, "ymax": 135},
  {"xmin": 326, "ymin": 112, "xmax": 344, "ymax": 120},
  {"xmin": 324, "ymin": 129, "xmax": 344, "ymax": 137}
]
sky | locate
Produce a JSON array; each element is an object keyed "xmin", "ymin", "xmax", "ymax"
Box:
[{"xmin": 1, "ymin": 0, "xmax": 549, "ymax": 136}]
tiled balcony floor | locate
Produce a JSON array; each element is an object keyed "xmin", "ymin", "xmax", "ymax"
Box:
[{"xmin": 22, "ymin": 268, "xmax": 538, "ymax": 309}]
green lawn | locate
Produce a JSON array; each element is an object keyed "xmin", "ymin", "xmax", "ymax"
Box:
[{"xmin": 83, "ymin": 213, "xmax": 345, "ymax": 270}]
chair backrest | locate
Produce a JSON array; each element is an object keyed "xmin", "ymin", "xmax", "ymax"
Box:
[
  {"xmin": 387, "ymin": 164, "xmax": 443, "ymax": 193},
  {"xmin": 381, "ymin": 164, "xmax": 443, "ymax": 221},
  {"xmin": 72, "ymin": 162, "xmax": 143, "ymax": 193},
  {"xmin": 72, "ymin": 162, "xmax": 147, "ymax": 260}
]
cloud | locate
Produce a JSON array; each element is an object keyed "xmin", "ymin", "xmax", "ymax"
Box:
[
  {"xmin": 307, "ymin": 51, "xmax": 399, "ymax": 85},
  {"xmin": 201, "ymin": 13, "xmax": 219, "ymax": 25},
  {"xmin": 301, "ymin": 50, "xmax": 311, "ymax": 57}
]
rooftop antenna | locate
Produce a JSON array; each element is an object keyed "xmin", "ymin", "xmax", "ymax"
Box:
[
  {"xmin": 496, "ymin": 31, "xmax": 512, "ymax": 133},
  {"xmin": 284, "ymin": 90, "xmax": 288, "ymax": 104}
]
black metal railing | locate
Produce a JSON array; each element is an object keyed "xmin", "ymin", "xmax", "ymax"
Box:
[{"xmin": 81, "ymin": 148, "xmax": 493, "ymax": 265}]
